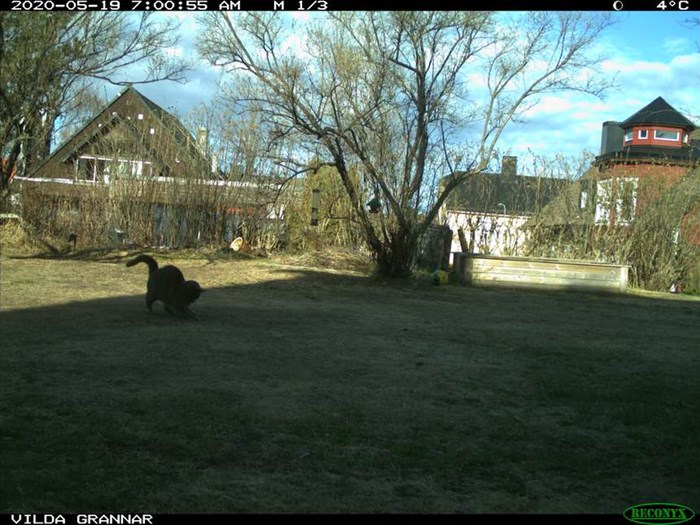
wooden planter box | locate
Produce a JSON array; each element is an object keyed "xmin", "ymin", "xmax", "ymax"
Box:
[{"xmin": 453, "ymin": 253, "xmax": 629, "ymax": 294}]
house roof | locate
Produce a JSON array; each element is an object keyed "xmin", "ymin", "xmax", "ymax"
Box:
[
  {"xmin": 130, "ymin": 88, "xmax": 204, "ymax": 159},
  {"xmin": 443, "ymin": 172, "xmax": 570, "ymax": 217},
  {"xmin": 30, "ymin": 86, "xmax": 211, "ymax": 179},
  {"xmin": 620, "ymin": 97, "xmax": 696, "ymax": 130}
]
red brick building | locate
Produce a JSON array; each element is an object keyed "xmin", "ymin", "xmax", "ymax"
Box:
[{"xmin": 592, "ymin": 97, "xmax": 699, "ymax": 234}]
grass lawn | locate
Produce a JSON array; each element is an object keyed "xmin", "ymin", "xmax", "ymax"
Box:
[{"xmin": 0, "ymin": 247, "xmax": 698, "ymax": 513}]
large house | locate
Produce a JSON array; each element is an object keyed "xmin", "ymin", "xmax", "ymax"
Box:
[
  {"xmin": 439, "ymin": 156, "xmax": 569, "ymax": 260},
  {"xmin": 592, "ymin": 96, "xmax": 700, "ymax": 230},
  {"xmin": 15, "ymin": 87, "xmax": 284, "ymax": 247},
  {"xmin": 442, "ymin": 96, "xmax": 700, "ymax": 266},
  {"xmin": 526, "ymin": 95, "xmax": 700, "ymax": 289}
]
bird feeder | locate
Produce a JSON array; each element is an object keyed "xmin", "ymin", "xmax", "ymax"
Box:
[
  {"xmin": 310, "ymin": 188, "xmax": 320, "ymax": 226},
  {"xmin": 366, "ymin": 197, "xmax": 381, "ymax": 214}
]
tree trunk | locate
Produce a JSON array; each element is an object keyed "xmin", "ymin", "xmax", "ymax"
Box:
[{"xmin": 372, "ymin": 224, "xmax": 418, "ymax": 278}]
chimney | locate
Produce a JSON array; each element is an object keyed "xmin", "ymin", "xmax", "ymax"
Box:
[
  {"xmin": 211, "ymin": 153, "xmax": 218, "ymax": 175},
  {"xmin": 501, "ymin": 156, "xmax": 517, "ymax": 179},
  {"xmin": 600, "ymin": 121, "xmax": 623, "ymax": 155},
  {"xmin": 196, "ymin": 127, "xmax": 209, "ymax": 155}
]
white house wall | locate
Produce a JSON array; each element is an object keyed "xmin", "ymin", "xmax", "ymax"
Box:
[{"xmin": 444, "ymin": 210, "xmax": 531, "ymax": 263}]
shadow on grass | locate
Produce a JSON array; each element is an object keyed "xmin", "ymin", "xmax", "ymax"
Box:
[{"xmin": 1, "ymin": 257, "xmax": 699, "ymax": 513}]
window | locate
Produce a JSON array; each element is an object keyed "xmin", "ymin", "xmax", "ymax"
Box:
[
  {"xmin": 580, "ymin": 191, "xmax": 588, "ymax": 210},
  {"xmin": 77, "ymin": 155, "xmax": 152, "ymax": 181},
  {"xmin": 617, "ymin": 177, "xmax": 638, "ymax": 225},
  {"xmin": 624, "ymin": 130, "xmax": 633, "ymax": 142},
  {"xmin": 638, "ymin": 129, "xmax": 648, "ymax": 139},
  {"xmin": 595, "ymin": 180, "xmax": 613, "ymax": 225},
  {"xmin": 77, "ymin": 157, "xmax": 97, "ymax": 181},
  {"xmin": 595, "ymin": 177, "xmax": 638, "ymax": 226},
  {"xmin": 654, "ymin": 130, "xmax": 680, "ymax": 141},
  {"xmin": 683, "ymin": 133, "xmax": 689, "ymax": 143},
  {"xmin": 116, "ymin": 159, "xmax": 152, "ymax": 179}
]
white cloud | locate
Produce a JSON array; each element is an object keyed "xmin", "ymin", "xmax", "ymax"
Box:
[
  {"xmin": 670, "ymin": 53, "xmax": 700, "ymax": 68},
  {"xmin": 597, "ymin": 52, "xmax": 700, "ymax": 119},
  {"xmin": 663, "ymin": 37, "xmax": 692, "ymax": 55},
  {"xmin": 602, "ymin": 58, "xmax": 667, "ymax": 76}
]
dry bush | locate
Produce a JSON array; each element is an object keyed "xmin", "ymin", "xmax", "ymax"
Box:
[
  {"xmin": 0, "ymin": 220, "xmax": 31, "ymax": 253},
  {"xmin": 284, "ymin": 166, "xmax": 366, "ymax": 253},
  {"xmin": 527, "ymin": 167, "xmax": 700, "ymax": 292},
  {"xmin": 18, "ymin": 172, "xmax": 289, "ymax": 252}
]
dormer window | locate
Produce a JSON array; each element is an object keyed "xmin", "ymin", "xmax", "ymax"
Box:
[
  {"xmin": 638, "ymin": 130, "xmax": 648, "ymax": 139},
  {"xmin": 654, "ymin": 130, "xmax": 679, "ymax": 141}
]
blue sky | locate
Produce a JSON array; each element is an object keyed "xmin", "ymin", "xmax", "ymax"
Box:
[{"xmin": 106, "ymin": 11, "xmax": 699, "ymax": 172}]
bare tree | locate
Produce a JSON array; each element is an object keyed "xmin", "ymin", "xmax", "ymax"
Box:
[
  {"xmin": 0, "ymin": 12, "xmax": 188, "ymax": 198},
  {"xmin": 198, "ymin": 12, "xmax": 614, "ymax": 277}
]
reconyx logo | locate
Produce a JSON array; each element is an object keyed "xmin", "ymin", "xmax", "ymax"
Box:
[{"xmin": 624, "ymin": 503, "xmax": 696, "ymax": 525}]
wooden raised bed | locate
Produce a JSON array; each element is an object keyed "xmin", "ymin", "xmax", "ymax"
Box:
[{"xmin": 453, "ymin": 253, "xmax": 630, "ymax": 294}]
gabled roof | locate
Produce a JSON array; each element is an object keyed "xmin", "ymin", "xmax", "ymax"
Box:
[
  {"xmin": 31, "ymin": 86, "xmax": 210, "ymax": 179},
  {"xmin": 620, "ymin": 97, "xmax": 696, "ymax": 130}
]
